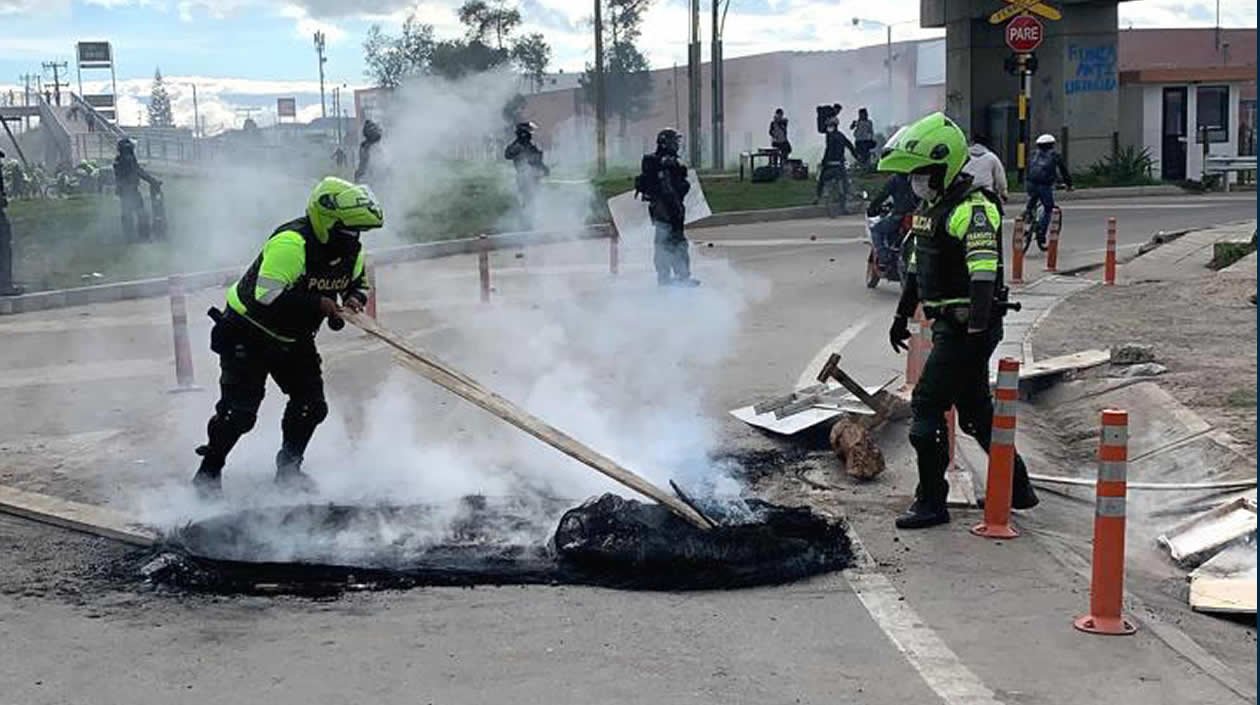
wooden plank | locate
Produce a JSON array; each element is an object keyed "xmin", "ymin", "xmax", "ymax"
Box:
[
  {"xmin": 0, "ymin": 484, "xmax": 157, "ymax": 547},
  {"xmin": 1019, "ymin": 349, "xmax": 1110, "ymax": 380},
  {"xmin": 344, "ymin": 311, "xmax": 716, "ymax": 530},
  {"xmin": 1190, "ymin": 576, "xmax": 1258, "ymax": 614}
]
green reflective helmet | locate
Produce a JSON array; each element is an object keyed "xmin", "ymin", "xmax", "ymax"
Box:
[
  {"xmin": 306, "ymin": 176, "xmax": 384, "ymax": 243},
  {"xmin": 877, "ymin": 112, "xmax": 969, "ymax": 186}
]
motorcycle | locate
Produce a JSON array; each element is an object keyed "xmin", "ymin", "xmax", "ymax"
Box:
[{"xmin": 865, "ymin": 209, "xmax": 910, "ymax": 288}]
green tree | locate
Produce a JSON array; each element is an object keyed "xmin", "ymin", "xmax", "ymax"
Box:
[
  {"xmin": 580, "ymin": 0, "xmax": 654, "ymax": 136},
  {"xmin": 362, "ymin": 15, "xmax": 436, "ymax": 88},
  {"xmin": 148, "ymin": 67, "xmax": 174, "ymax": 127},
  {"xmin": 511, "ymin": 32, "xmax": 551, "ymax": 93},
  {"xmin": 458, "ymin": 0, "xmax": 522, "ymax": 50}
]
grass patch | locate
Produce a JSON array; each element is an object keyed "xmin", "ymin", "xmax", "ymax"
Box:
[
  {"xmin": 592, "ymin": 169, "xmax": 884, "ymax": 217},
  {"xmin": 1209, "ymin": 240, "xmax": 1257, "ymax": 270},
  {"xmin": 1226, "ymin": 387, "xmax": 1257, "ymax": 408}
]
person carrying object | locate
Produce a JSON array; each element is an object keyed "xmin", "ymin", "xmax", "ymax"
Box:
[
  {"xmin": 0, "ymin": 149, "xmax": 20, "ymax": 296},
  {"xmin": 190, "ymin": 177, "xmax": 383, "ymax": 499},
  {"xmin": 1025, "ymin": 133, "xmax": 1073, "ymax": 246},
  {"xmin": 113, "ymin": 137, "xmax": 161, "ymax": 241},
  {"xmin": 635, "ymin": 128, "xmax": 699, "ymax": 287},
  {"xmin": 879, "ymin": 112, "xmax": 1038, "ymax": 530},
  {"xmin": 814, "ymin": 116, "xmax": 858, "ymax": 211}
]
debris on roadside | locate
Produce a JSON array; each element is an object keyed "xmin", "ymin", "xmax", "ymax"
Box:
[
  {"xmin": 1157, "ymin": 495, "xmax": 1257, "ymax": 570},
  {"xmin": 1112, "ymin": 362, "xmax": 1167, "ymax": 378},
  {"xmin": 1189, "ymin": 535, "xmax": 1257, "ymax": 615},
  {"xmin": 1110, "ymin": 343, "xmax": 1156, "ymax": 365}
]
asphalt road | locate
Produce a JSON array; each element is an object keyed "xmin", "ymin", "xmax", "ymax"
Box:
[{"xmin": 0, "ymin": 191, "xmax": 1254, "ymax": 704}]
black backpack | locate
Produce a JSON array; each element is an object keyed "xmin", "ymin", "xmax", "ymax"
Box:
[{"xmin": 635, "ymin": 154, "xmax": 661, "ymax": 200}]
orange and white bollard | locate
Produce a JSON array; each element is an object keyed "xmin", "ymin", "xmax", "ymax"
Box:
[
  {"xmin": 168, "ymin": 275, "xmax": 200, "ymax": 393},
  {"xmin": 478, "ymin": 234, "xmax": 491, "ymax": 303},
  {"xmin": 365, "ymin": 258, "xmax": 378, "ymax": 320},
  {"xmin": 1011, "ymin": 219, "xmax": 1025, "ymax": 285},
  {"xmin": 1045, "ymin": 207, "xmax": 1062, "ymax": 272},
  {"xmin": 971, "ymin": 357, "xmax": 1021, "ymax": 539},
  {"xmin": 1074, "ymin": 409, "xmax": 1137, "ymax": 636},
  {"xmin": 1104, "ymin": 217, "xmax": 1118, "ymax": 285},
  {"xmin": 609, "ymin": 230, "xmax": 620, "ymax": 276}
]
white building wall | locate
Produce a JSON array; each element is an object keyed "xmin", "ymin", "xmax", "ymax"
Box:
[
  {"xmin": 1132, "ymin": 81, "xmax": 1244, "ymax": 183},
  {"xmin": 1141, "ymin": 84, "xmax": 1162, "ymax": 173}
]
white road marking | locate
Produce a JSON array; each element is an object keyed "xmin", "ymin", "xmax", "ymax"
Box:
[
  {"xmin": 795, "ymin": 315, "xmax": 878, "ymax": 389},
  {"xmin": 699, "ymin": 237, "xmax": 867, "ymax": 247}
]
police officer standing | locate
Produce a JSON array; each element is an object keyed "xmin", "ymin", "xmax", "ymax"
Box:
[
  {"xmin": 191, "ymin": 176, "xmax": 383, "ymax": 499},
  {"xmin": 113, "ymin": 138, "xmax": 161, "ymax": 241},
  {"xmin": 636, "ymin": 128, "xmax": 698, "ymax": 287},
  {"xmin": 354, "ymin": 119, "xmax": 382, "ymax": 183},
  {"xmin": 879, "ymin": 112, "xmax": 1038, "ymax": 529},
  {"xmin": 0, "ymin": 149, "xmax": 21, "ymax": 296},
  {"xmin": 504, "ymin": 122, "xmax": 550, "ymax": 213}
]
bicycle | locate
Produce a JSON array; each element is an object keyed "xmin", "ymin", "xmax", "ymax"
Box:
[{"xmin": 1020, "ymin": 181, "xmax": 1070, "ymax": 254}]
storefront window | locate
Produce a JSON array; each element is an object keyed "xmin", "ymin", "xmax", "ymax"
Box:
[{"xmin": 1195, "ymin": 85, "xmax": 1230, "ymax": 143}]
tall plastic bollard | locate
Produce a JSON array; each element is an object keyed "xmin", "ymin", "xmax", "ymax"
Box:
[
  {"xmin": 365, "ymin": 258, "xmax": 378, "ymax": 320},
  {"xmin": 1045, "ymin": 207, "xmax": 1062, "ymax": 272},
  {"xmin": 609, "ymin": 230, "xmax": 620, "ymax": 276},
  {"xmin": 168, "ymin": 275, "xmax": 200, "ymax": 393},
  {"xmin": 478, "ymin": 234, "xmax": 491, "ymax": 303},
  {"xmin": 1104, "ymin": 217, "xmax": 1118, "ymax": 285},
  {"xmin": 971, "ymin": 357, "xmax": 1021, "ymax": 539},
  {"xmin": 1074, "ymin": 410, "xmax": 1137, "ymax": 636},
  {"xmin": 1011, "ymin": 219, "xmax": 1025, "ymax": 285}
]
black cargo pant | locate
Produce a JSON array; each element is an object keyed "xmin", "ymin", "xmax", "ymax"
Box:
[
  {"xmin": 118, "ymin": 185, "xmax": 150, "ymax": 241},
  {"xmin": 197, "ymin": 312, "xmax": 327, "ymax": 474},
  {"xmin": 653, "ymin": 219, "xmax": 691, "ymax": 284},
  {"xmin": 909, "ymin": 319, "xmax": 1027, "ymax": 506}
]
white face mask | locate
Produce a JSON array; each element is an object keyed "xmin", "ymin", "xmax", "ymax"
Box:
[{"xmin": 910, "ymin": 174, "xmax": 934, "ymax": 201}]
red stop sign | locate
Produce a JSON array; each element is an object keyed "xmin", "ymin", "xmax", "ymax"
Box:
[{"xmin": 1006, "ymin": 15, "xmax": 1044, "ymax": 53}]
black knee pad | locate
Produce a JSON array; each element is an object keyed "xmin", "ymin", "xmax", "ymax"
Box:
[
  {"xmin": 283, "ymin": 396, "xmax": 328, "ymax": 428},
  {"xmin": 211, "ymin": 402, "xmax": 258, "ymax": 435},
  {"xmin": 908, "ymin": 415, "xmax": 948, "ymax": 453}
]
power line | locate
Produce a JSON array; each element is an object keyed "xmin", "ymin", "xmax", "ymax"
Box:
[{"xmin": 41, "ymin": 61, "xmax": 69, "ymax": 106}]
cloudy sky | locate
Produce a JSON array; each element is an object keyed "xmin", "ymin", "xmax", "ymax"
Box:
[{"xmin": 0, "ymin": 0, "xmax": 1254, "ymax": 132}]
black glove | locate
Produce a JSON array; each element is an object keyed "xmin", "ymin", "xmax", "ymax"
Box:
[
  {"xmin": 866, "ymin": 204, "xmax": 879, "ymax": 218},
  {"xmin": 889, "ymin": 315, "xmax": 911, "ymax": 353}
]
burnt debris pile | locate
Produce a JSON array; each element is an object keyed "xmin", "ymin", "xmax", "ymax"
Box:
[{"xmin": 147, "ymin": 490, "xmax": 852, "ymax": 595}]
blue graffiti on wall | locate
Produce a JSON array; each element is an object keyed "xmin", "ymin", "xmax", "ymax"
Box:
[{"xmin": 1065, "ymin": 44, "xmax": 1117, "ymax": 94}]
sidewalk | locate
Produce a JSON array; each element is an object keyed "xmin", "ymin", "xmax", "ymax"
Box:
[{"xmin": 1121, "ymin": 222, "xmax": 1256, "ymax": 282}]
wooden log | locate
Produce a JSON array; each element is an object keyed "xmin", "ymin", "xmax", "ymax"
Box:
[{"xmin": 344, "ymin": 311, "xmax": 716, "ymax": 530}]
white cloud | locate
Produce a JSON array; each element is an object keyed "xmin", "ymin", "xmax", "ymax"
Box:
[{"xmin": 281, "ymin": 4, "xmax": 348, "ymax": 41}]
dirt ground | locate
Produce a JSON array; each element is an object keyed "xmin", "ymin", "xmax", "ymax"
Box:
[{"xmin": 1032, "ymin": 274, "xmax": 1258, "ymax": 456}]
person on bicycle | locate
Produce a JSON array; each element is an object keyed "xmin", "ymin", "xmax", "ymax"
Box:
[
  {"xmin": 1025, "ymin": 133, "xmax": 1072, "ymax": 247},
  {"xmin": 866, "ymin": 172, "xmax": 919, "ymax": 273},
  {"xmin": 814, "ymin": 117, "xmax": 857, "ymax": 212}
]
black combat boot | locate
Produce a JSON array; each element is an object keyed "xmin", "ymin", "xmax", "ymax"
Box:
[
  {"xmin": 895, "ymin": 497, "xmax": 951, "ymax": 529},
  {"xmin": 1012, "ymin": 457, "xmax": 1040, "ymax": 510},
  {"xmin": 191, "ymin": 446, "xmax": 224, "ymax": 500},
  {"xmin": 275, "ymin": 446, "xmax": 318, "ymax": 493}
]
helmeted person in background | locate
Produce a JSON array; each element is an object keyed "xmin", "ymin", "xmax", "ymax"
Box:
[
  {"xmin": 635, "ymin": 128, "xmax": 698, "ymax": 287},
  {"xmin": 0, "ymin": 148, "xmax": 21, "ymax": 296},
  {"xmin": 769, "ymin": 108, "xmax": 791, "ymax": 161},
  {"xmin": 191, "ymin": 177, "xmax": 383, "ymax": 498},
  {"xmin": 879, "ymin": 112, "xmax": 1038, "ymax": 529},
  {"xmin": 1025, "ymin": 133, "xmax": 1073, "ymax": 247},
  {"xmin": 962, "ymin": 133, "xmax": 1009, "ymax": 206},
  {"xmin": 113, "ymin": 137, "xmax": 161, "ymax": 241},
  {"xmin": 814, "ymin": 116, "xmax": 858, "ymax": 211},
  {"xmin": 865, "ymin": 171, "xmax": 919, "ymax": 272},
  {"xmin": 850, "ymin": 108, "xmax": 876, "ymax": 168},
  {"xmin": 504, "ymin": 121, "xmax": 550, "ymax": 213},
  {"xmin": 354, "ymin": 119, "xmax": 382, "ymax": 183}
]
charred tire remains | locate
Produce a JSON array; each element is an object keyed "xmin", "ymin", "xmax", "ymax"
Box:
[{"xmin": 146, "ymin": 494, "xmax": 853, "ymax": 595}]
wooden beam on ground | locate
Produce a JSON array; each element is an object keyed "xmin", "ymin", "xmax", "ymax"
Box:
[
  {"xmin": 345, "ymin": 312, "xmax": 717, "ymax": 530},
  {"xmin": 0, "ymin": 483, "xmax": 157, "ymax": 547}
]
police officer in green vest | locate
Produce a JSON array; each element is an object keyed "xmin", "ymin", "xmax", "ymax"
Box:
[
  {"xmin": 191, "ymin": 176, "xmax": 383, "ymax": 498},
  {"xmin": 879, "ymin": 113, "xmax": 1039, "ymax": 529}
]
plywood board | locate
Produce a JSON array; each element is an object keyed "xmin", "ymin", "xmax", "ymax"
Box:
[
  {"xmin": 0, "ymin": 484, "xmax": 157, "ymax": 546},
  {"xmin": 1158, "ymin": 496, "xmax": 1257, "ymax": 568},
  {"xmin": 1190, "ymin": 576, "xmax": 1258, "ymax": 614},
  {"xmin": 730, "ymin": 383, "xmax": 889, "ymax": 436},
  {"xmin": 606, "ymin": 169, "xmax": 711, "ymax": 245},
  {"xmin": 1019, "ymin": 349, "xmax": 1110, "ymax": 380}
]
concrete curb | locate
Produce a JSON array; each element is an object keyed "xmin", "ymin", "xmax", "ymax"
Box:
[
  {"xmin": 688, "ymin": 184, "xmax": 1190, "ymax": 230},
  {"xmin": 0, "ymin": 225, "xmax": 613, "ymax": 316}
]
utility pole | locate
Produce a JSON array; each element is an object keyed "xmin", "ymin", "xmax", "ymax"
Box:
[
  {"xmin": 188, "ymin": 83, "xmax": 200, "ymax": 138},
  {"xmin": 688, "ymin": 0, "xmax": 702, "ymax": 167},
  {"xmin": 886, "ymin": 26, "xmax": 893, "ymax": 125},
  {"xmin": 19, "ymin": 74, "xmax": 36, "ymax": 130},
  {"xmin": 314, "ymin": 31, "xmax": 328, "ymax": 119},
  {"xmin": 593, "ymin": 0, "xmax": 607, "ymax": 175},
  {"xmin": 42, "ymin": 61, "xmax": 69, "ymax": 106},
  {"xmin": 710, "ymin": 0, "xmax": 724, "ymax": 170}
]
